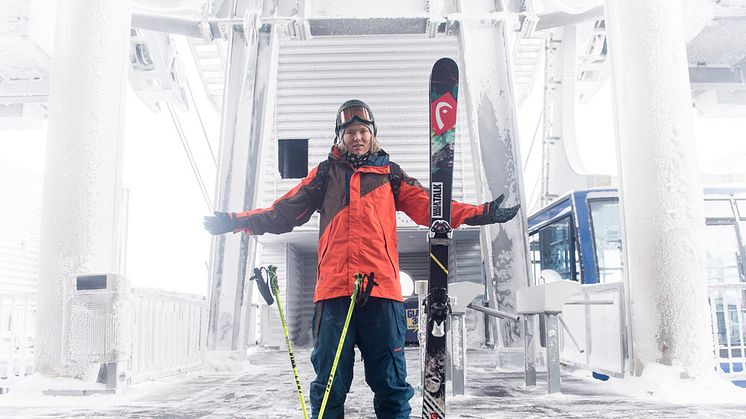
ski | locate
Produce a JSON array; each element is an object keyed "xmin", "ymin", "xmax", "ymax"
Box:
[{"xmin": 423, "ymin": 57, "xmax": 458, "ymax": 419}]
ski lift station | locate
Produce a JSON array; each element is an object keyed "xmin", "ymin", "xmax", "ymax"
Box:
[{"xmin": 3, "ymin": 0, "xmax": 746, "ymax": 417}]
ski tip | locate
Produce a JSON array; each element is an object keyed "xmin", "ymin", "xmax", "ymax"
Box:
[
  {"xmin": 433, "ymin": 57, "xmax": 458, "ymax": 71},
  {"xmin": 434, "ymin": 57, "xmax": 456, "ymax": 65},
  {"xmin": 431, "ymin": 57, "xmax": 459, "ymax": 85}
]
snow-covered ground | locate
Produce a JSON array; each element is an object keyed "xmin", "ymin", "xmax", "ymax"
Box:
[{"xmin": 2, "ymin": 347, "xmax": 746, "ymax": 418}]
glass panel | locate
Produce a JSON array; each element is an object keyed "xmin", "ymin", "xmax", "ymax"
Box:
[
  {"xmin": 537, "ymin": 217, "xmax": 574, "ymax": 280},
  {"xmin": 278, "ymin": 139, "xmax": 309, "ymax": 179},
  {"xmin": 704, "ymin": 199, "xmax": 735, "ymax": 219},
  {"xmin": 589, "ymin": 199, "xmax": 624, "ymax": 283},
  {"xmin": 736, "ymin": 200, "xmax": 746, "ymax": 220},
  {"xmin": 704, "ymin": 224, "xmax": 742, "ymax": 284},
  {"xmin": 529, "ymin": 233, "xmax": 542, "ymax": 286},
  {"xmin": 712, "ymin": 289, "xmax": 746, "ymax": 348}
]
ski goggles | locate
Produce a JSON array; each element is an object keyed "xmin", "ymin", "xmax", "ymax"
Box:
[{"xmin": 338, "ymin": 106, "xmax": 374, "ymax": 126}]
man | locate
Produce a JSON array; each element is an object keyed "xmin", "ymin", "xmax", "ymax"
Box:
[{"xmin": 204, "ymin": 99, "xmax": 519, "ymax": 418}]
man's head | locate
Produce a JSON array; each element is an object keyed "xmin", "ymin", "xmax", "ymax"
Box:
[{"xmin": 335, "ymin": 99, "xmax": 380, "ymax": 155}]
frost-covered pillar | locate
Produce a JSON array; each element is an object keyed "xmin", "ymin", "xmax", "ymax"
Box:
[
  {"xmin": 36, "ymin": 0, "xmax": 131, "ymax": 376},
  {"xmin": 208, "ymin": 0, "xmax": 277, "ymax": 351},
  {"xmin": 605, "ymin": 0, "xmax": 713, "ymax": 377},
  {"xmin": 455, "ymin": 1, "xmax": 532, "ymax": 359}
]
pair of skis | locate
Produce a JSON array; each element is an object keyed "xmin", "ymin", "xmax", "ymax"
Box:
[{"xmin": 422, "ymin": 57, "xmax": 459, "ymax": 419}]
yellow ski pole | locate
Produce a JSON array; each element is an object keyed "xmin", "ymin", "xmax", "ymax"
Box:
[
  {"xmin": 318, "ymin": 274, "xmax": 363, "ymax": 419},
  {"xmin": 267, "ymin": 265, "xmax": 309, "ymax": 419}
]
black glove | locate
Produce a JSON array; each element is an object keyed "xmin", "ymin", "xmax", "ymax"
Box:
[
  {"xmin": 203, "ymin": 211, "xmax": 243, "ymax": 235},
  {"xmin": 488, "ymin": 194, "xmax": 520, "ymax": 223}
]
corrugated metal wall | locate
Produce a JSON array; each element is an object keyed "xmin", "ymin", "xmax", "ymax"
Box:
[
  {"xmin": 293, "ymin": 252, "xmax": 316, "ymax": 345},
  {"xmin": 400, "ymin": 235, "xmax": 484, "ymax": 288},
  {"xmin": 0, "ymin": 161, "xmax": 41, "ymax": 293},
  {"xmin": 257, "ymin": 243, "xmax": 287, "ymax": 347},
  {"xmin": 258, "ymin": 244, "xmax": 317, "ymax": 346}
]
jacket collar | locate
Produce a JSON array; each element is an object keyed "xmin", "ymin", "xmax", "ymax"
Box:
[{"xmin": 328, "ymin": 145, "xmax": 390, "ymax": 168}]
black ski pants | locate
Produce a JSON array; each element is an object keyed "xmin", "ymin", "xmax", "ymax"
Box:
[{"xmin": 310, "ymin": 296, "xmax": 414, "ymax": 419}]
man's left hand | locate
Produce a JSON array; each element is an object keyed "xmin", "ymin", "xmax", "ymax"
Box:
[{"xmin": 488, "ymin": 194, "xmax": 520, "ymax": 223}]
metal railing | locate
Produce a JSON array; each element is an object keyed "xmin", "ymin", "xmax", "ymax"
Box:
[
  {"xmin": 1, "ymin": 287, "xmax": 207, "ymax": 390},
  {"xmin": 0, "ymin": 293, "xmax": 36, "ymax": 382},
  {"xmin": 558, "ymin": 281, "xmax": 746, "ymax": 382},
  {"xmin": 559, "ymin": 282, "xmax": 627, "ymax": 378},
  {"xmin": 129, "ymin": 288, "xmax": 207, "ymax": 384},
  {"xmin": 708, "ymin": 282, "xmax": 746, "ymax": 380}
]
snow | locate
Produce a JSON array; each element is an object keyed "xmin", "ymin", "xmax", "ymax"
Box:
[
  {"xmin": 3, "ymin": 347, "xmax": 746, "ymax": 417},
  {"xmin": 598, "ymin": 363, "xmax": 746, "ymax": 405}
]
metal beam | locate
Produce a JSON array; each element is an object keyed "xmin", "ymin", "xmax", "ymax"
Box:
[
  {"xmin": 207, "ymin": 0, "xmax": 279, "ymax": 353},
  {"xmin": 455, "ymin": 0, "xmax": 533, "ymax": 359},
  {"xmin": 131, "ymin": 13, "xmax": 208, "ymax": 38},
  {"xmin": 308, "ymin": 17, "xmax": 434, "ymax": 36},
  {"xmin": 130, "ymin": 12, "xmax": 447, "ymax": 38},
  {"xmin": 690, "ymin": 66, "xmax": 746, "ymax": 90},
  {"xmin": 535, "ymin": 6, "xmax": 605, "ymax": 31}
]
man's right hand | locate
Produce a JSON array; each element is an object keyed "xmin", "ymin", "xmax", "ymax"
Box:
[{"xmin": 203, "ymin": 211, "xmax": 242, "ymax": 235}]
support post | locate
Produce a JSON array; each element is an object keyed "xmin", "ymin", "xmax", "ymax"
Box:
[
  {"xmin": 545, "ymin": 313, "xmax": 561, "ymax": 393},
  {"xmin": 415, "ymin": 280, "xmax": 428, "ymax": 392},
  {"xmin": 208, "ymin": 0, "xmax": 279, "ymax": 352},
  {"xmin": 604, "ymin": 0, "xmax": 714, "ymax": 376},
  {"xmin": 523, "ymin": 314, "xmax": 537, "ymax": 386},
  {"xmin": 450, "ymin": 312, "xmax": 466, "ymax": 396},
  {"xmin": 36, "ymin": 0, "xmax": 131, "ymax": 377},
  {"xmin": 455, "ymin": 1, "xmax": 533, "ymax": 360}
]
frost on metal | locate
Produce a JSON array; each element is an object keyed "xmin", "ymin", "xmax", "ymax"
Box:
[
  {"xmin": 606, "ymin": 0, "xmax": 714, "ymax": 377},
  {"xmin": 456, "ymin": 13, "xmax": 531, "ymax": 350},
  {"xmin": 36, "ymin": 0, "xmax": 131, "ymax": 377}
]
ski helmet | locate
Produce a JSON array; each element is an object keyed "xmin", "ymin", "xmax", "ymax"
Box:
[{"xmin": 335, "ymin": 99, "xmax": 377, "ymax": 138}]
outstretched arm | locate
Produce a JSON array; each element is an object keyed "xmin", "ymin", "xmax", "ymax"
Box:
[
  {"xmin": 396, "ymin": 169, "xmax": 520, "ymax": 228},
  {"xmin": 203, "ymin": 165, "xmax": 324, "ymax": 236}
]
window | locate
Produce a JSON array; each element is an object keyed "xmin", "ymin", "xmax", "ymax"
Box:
[
  {"xmin": 705, "ymin": 199, "xmax": 735, "ymax": 219},
  {"xmin": 704, "ymin": 223, "xmax": 743, "ymax": 284},
  {"xmin": 530, "ymin": 217, "xmax": 578, "ymax": 282},
  {"xmin": 589, "ymin": 199, "xmax": 624, "ymax": 283},
  {"xmin": 736, "ymin": 200, "xmax": 746, "ymax": 220},
  {"xmin": 278, "ymin": 139, "xmax": 308, "ymax": 179}
]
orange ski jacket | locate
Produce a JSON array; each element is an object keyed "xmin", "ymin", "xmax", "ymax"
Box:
[{"xmin": 234, "ymin": 147, "xmax": 494, "ymax": 302}]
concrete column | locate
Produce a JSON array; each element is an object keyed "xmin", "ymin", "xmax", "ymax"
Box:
[
  {"xmin": 36, "ymin": 0, "xmax": 131, "ymax": 376},
  {"xmin": 605, "ymin": 0, "xmax": 714, "ymax": 377},
  {"xmin": 455, "ymin": 1, "xmax": 533, "ymax": 358}
]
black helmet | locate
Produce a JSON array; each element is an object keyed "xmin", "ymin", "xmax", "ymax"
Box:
[{"xmin": 335, "ymin": 99, "xmax": 377, "ymax": 137}]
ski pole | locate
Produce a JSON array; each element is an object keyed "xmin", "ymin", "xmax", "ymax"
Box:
[
  {"xmin": 318, "ymin": 274, "xmax": 362, "ymax": 419},
  {"xmin": 253, "ymin": 266, "xmax": 309, "ymax": 419}
]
